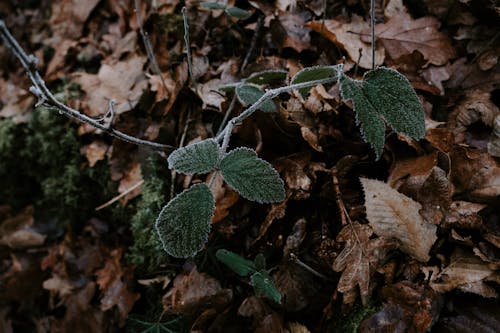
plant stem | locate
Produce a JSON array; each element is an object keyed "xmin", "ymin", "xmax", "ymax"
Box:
[
  {"xmin": 182, "ymin": 7, "xmax": 194, "ymax": 84},
  {"xmin": 0, "ymin": 20, "xmax": 173, "ymax": 151},
  {"xmin": 215, "ymin": 74, "xmax": 340, "ymax": 151},
  {"xmin": 370, "ymin": 0, "xmax": 375, "ymax": 70}
]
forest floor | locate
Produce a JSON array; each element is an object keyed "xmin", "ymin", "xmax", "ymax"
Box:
[{"xmin": 0, "ymin": 0, "xmax": 499, "ymax": 332}]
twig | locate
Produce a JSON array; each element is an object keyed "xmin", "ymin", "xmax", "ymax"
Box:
[
  {"xmin": 240, "ymin": 14, "xmax": 264, "ymax": 72},
  {"xmin": 95, "ymin": 179, "xmax": 144, "ymax": 210},
  {"xmin": 215, "ymin": 92, "xmax": 237, "ymax": 137},
  {"xmin": 215, "ymin": 74, "xmax": 341, "ymax": 153},
  {"xmin": 182, "ymin": 7, "xmax": 194, "ymax": 84},
  {"xmin": 0, "ymin": 19, "xmax": 172, "ymax": 151},
  {"xmin": 134, "ymin": 0, "xmax": 169, "ymax": 94}
]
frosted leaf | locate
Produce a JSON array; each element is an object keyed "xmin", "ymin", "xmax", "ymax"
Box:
[
  {"xmin": 245, "ymin": 69, "xmax": 288, "ymax": 85},
  {"xmin": 220, "ymin": 148, "xmax": 285, "ymax": 203},
  {"xmin": 155, "ymin": 183, "xmax": 215, "ymax": 258},
  {"xmin": 167, "ymin": 139, "xmax": 219, "ymax": 174},
  {"xmin": 290, "ymin": 65, "xmax": 341, "ymax": 96},
  {"xmin": 216, "ymin": 249, "xmax": 256, "ymax": 276},
  {"xmin": 251, "ymin": 271, "xmax": 282, "ymax": 304},
  {"xmin": 236, "ymin": 84, "xmax": 277, "ymax": 112},
  {"xmin": 340, "ymin": 67, "xmax": 425, "ymax": 159}
]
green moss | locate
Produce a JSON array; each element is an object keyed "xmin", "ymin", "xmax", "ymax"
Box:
[
  {"xmin": 127, "ymin": 156, "xmax": 170, "ymax": 273},
  {"xmin": 330, "ymin": 303, "xmax": 378, "ymax": 333}
]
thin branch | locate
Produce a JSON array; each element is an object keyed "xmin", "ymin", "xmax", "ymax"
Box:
[
  {"xmin": 0, "ymin": 19, "xmax": 173, "ymax": 151},
  {"xmin": 215, "ymin": 74, "xmax": 341, "ymax": 152},
  {"xmin": 95, "ymin": 179, "xmax": 144, "ymax": 210},
  {"xmin": 182, "ymin": 7, "xmax": 194, "ymax": 84},
  {"xmin": 134, "ymin": 0, "xmax": 169, "ymax": 94},
  {"xmin": 240, "ymin": 14, "xmax": 264, "ymax": 72}
]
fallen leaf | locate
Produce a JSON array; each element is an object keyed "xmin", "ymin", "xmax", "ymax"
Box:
[
  {"xmin": 95, "ymin": 249, "xmax": 140, "ymax": 325},
  {"xmin": 80, "ymin": 140, "xmax": 109, "ymax": 167},
  {"xmin": 162, "ymin": 266, "xmax": 232, "ymax": 316},
  {"xmin": 422, "ymin": 249, "xmax": 498, "ymax": 296},
  {"xmin": 49, "ymin": 0, "xmax": 101, "ymax": 41},
  {"xmin": 117, "ymin": 162, "xmax": 143, "ymax": 206},
  {"xmin": 332, "ymin": 223, "xmax": 395, "ymax": 305},
  {"xmin": 307, "ymin": 15, "xmax": 385, "ymax": 69},
  {"xmin": 488, "ymin": 114, "xmax": 500, "ymax": 157},
  {"xmin": 368, "ymin": 11, "xmax": 456, "ymax": 65},
  {"xmin": 271, "ymin": 12, "xmax": 311, "ymax": 52},
  {"xmin": 196, "ymin": 78, "xmax": 226, "ymax": 112},
  {"xmin": 43, "ymin": 274, "xmax": 74, "ymax": 299},
  {"xmin": 272, "ymin": 263, "xmax": 319, "ymax": 312},
  {"xmin": 72, "ymin": 55, "xmax": 148, "ymax": 117},
  {"xmin": 444, "ymin": 201, "xmax": 486, "ymax": 229},
  {"xmin": 361, "ymin": 178, "xmax": 437, "ymax": 262},
  {"xmin": 0, "ymin": 206, "xmax": 46, "ymax": 249}
]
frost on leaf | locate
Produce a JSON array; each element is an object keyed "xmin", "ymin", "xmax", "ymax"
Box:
[
  {"xmin": 167, "ymin": 139, "xmax": 219, "ymax": 174},
  {"xmin": 245, "ymin": 69, "xmax": 288, "ymax": 85},
  {"xmin": 339, "ymin": 67, "xmax": 425, "ymax": 159},
  {"xmin": 290, "ymin": 65, "xmax": 341, "ymax": 96},
  {"xmin": 251, "ymin": 271, "xmax": 282, "ymax": 304},
  {"xmin": 216, "ymin": 249, "xmax": 256, "ymax": 277},
  {"xmin": 236, "ymin": 84, "xmax": 277, "ymax": 112},
  {"xmin": 155, "ymin": 184, "xmax": 215, "ymax": 258},
  {"xmin": 361, "ymin": 178, "xmax": 437, "ymax": 262},
  {"xmin": 220, "ymin": 148, "xmax": 285, "ymax": 203}
]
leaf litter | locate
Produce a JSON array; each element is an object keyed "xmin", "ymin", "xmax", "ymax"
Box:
[{"xmin": 0, "ymin": 0, "xmax": 499, "ymax": 331}]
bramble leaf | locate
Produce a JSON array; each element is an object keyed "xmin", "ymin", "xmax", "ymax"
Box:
[
  {"xmin": 167, "ymin": 139, "xmax": 219, "ymax": 174},
  {"xmin": 236, "ymin": 84, "xmax": 277, "ymax": 112},
  {"xmin": 246, "ymin": 70, "xmax": 288, "ymax": 85},
  {"xmin": 291, "ymin": 65, "xmax": 341, "ymax": 96},
  {"xmin": 200, "ymin": 2, "xmax": 226, "ymax": 9},
  {"xmin": 339, "ymin": 67, "xmax": 425, "ymax": 159},
  {"xmin": 155, "ymin": 184, "xmax": 215, "ymax": 258},
  {"xmin": 251, "ymin": 271, "xmax": 282, "ymax": 304},
  {"xmin": 216, "ymin": 249, "xmax": 257, "ymax": 276},
  {"xmin": 225, "ymin": 7, "xmax": 251, "ymax": 19},
  {"xmin": 220, "ymin": 148, "xmax": 285, "ymax": 203}
]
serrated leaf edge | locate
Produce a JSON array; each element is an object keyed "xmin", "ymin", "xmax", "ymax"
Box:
[
  {"xmin": 220, "ymin": 147, "xmax": 286, "ymax": 204},
  {"xmin": 154, "ymin": 183, "xmax": 215, "ymax": 258},
  {"xmin": 167, "ymin": 138, "xmax": 220, "ymax": 175}
]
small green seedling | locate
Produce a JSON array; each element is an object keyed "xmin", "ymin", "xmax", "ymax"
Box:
[{"xmin": 216, "ymin": 249, "xmax": 282, "ymax": 304}]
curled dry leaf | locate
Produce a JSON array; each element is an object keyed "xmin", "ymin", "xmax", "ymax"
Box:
[
  {"xmin": 416, "ymin": 166, "xmax": 452, "ymax": 225},
  {"xmin": 450, "ymin": 147, "xmax": 500, "ymax": 201},
  {"xmin": 80, "ymin": 140, "xmax": 109, "ymax": 167},
  {"xmin": 307, "ymin": 15, "xmax": 385, "ymax": 69},
  {"xmin": 0, "ymin": 206, "xmax": 46, "ymax": 249},
  {"xmin": 487, "ymin": 114, "xmax": 500, "ymax": 157},
  {"xmin": 422, "ymin": 249, "xmax": 498, "ymax": 297},
  {"xmin": 163, "ymin": 267, "xmax": 232, "ymax": 316},
  {"xmin": 271, "ymin": 12, "xmax": 311, "ymax": 53},
  {"xmin": 443, "ymin": 201, "xmax": 486, "ymax": 230},
  {"xmin": 117, "ymin": 162, "xmax": 143, "ymax": 206},
  {"xmin": 361, "ymin": 178, "xmax": 437, "ymax": 262}
]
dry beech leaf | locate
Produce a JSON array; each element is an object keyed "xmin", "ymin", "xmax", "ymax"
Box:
[
  {"xmin": 80, "ymin": 140, "xmax": 109, "ymax": 167},
  {"xmin": 416, "ymin": 167, "xmax": 452, "ymax": 225},
  {"xmin": 367, "ymin": 11, "xmax": 456, "ymax": 65},
  {"xmin": 444, "ymin": 201, "xmax": 486, "ymax": 230},
  {"xmin": 361, "ymin": 178, "xmax": 437, "ymax": 262},
  {"xmin": 423, "ymin": 249, "xmax": 498, "ymax": 297},
  {"xmin": 0, "ymin": 206, "xmax": 46, "ymax": 249},
  {"xmin": 72, "ymin": 55, "xmax": 148, "ymax": 117},
  {"xmin": 307, "ymin": 15, "xmax": 385, "ymax": 69}
]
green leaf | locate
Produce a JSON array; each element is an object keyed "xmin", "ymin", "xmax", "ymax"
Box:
[
  {"xmin": 251, "ymin": 271, "xmax": 282, "ymax": 304},
  {"xmin": 220, "ymin": 148, "xmax": 285, "ymax": 203},
  {"xmin": 216, "ymin": 249, "xmax": 257, "ymax": 276},
  {"xmin": 254, "ymin": 253, "xmax": 266, "ymax": 271},
  {"xmin": 200, "ymin": 2, "xmax": 226, "ymax": 10},
  {"xmin": 155, "ymin": 184, "xmax": 215, "ymax": 258},
  {"xmin": 236, "ymin": 84, "xmax": 277, "ymax": 113},
  {"xmin": 290, "ymin": 65, "xmax": 341, "ymax": 96},
  {"xmin": 218, "ymin": 82, "xmax": 239, "ymax": 93},
  {"xmin": 339, "ymin": 67, "xmax": 425, "ymax": 159},
  {"xmin": 167, "ymin": 139, "xmax": 219, "ymax": 174},
  {"xmin": 225, "ymin": 6, "xmax": 251, "ymax": 19},
  {"xmin": 246, "ymin": 70, "xmax": 288, "ymax": 85}
]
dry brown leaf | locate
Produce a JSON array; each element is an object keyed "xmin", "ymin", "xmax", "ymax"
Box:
[
  {"xmin": 444, "ymin": 201, "xmax": 486, "ymax": 229},
  {"xmin": 80, "ymin": 140, "xmax": 109, "ymax": 167},
  {"xmin": 425, "ymin": 128, "xmax": 454, "ymax": 153},
  {"xmin": 0, "ymin": 78, "xmax": 34, "ymax": 123},
  {"xmin": 368, "ymin": 11, "xmax": 456, "ymax": 65},
  {"xmin": 416, "ymin": 167, "xmax": 452, "ymax": 225},
  {"xmin": 43, "ymin": 274, "xmax": 74, "ymax": 299},
  {"xmin": 273, "ymin": 263, "xmax": 319, "ymax": 312},
  {"xmin": 423, "ymin": 249, "xmax": 498, "ymax": 297},
  {"xmin": 421, "ymin": 64, "xmax": 452, "ymax": 96},
  {"xmin": 0, "ymin": 206, "xmax": 46, "ymax": 249},
  {"xmin": 162, "ymin": 267, "xmax": 232, "ymax": 316},
  {"xmin": 195, "ymin": 78, "xmax": 226, "ymax": 112},
  {"xmin": 488, "ymin": 114, "xmax": 500, "ymax": 157},
  {"xmin": 117, "ymin": 162, "xmax": 143, "ymax": 206},
  {"xmin": 361, "ymin": 178, "xmax": 437, "ymax": 262},
  {"xmin": 360, "ymin": 281, "xmax": 443, "ymax": 333},
  {"xmin": 94, "ymin": 249, "xmax": 140, "ymax": 325},
  {"xmin": 49, "ymin": 0, "xmax": 101, "ymax": 41},
  {"xmin": 288, "ymin": 322, "xmax": 311, "ymax": 333},
  {"xmin": 72, "ymin": 55, "xmax": 148, "ymax": 117},
  {"xmin": 272, "ymin": 12, "xmax": 311, "ymax": 53},
  {"xmin": 450, "ymin": 147, "xmax": 500, "ymax": 201},
  {"xmin": 307, "ymin": 15, "xmax": 385, "ymax": 69},
  {"xmin": 300, "ymin": 127, "xmax": 323, "ymax": 152},
  {"xmin": 332, "ymin": 223, "xmax": 394, "ymax": 305}
]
